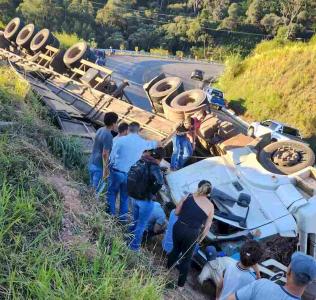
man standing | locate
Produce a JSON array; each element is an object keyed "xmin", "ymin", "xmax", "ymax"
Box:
[
  {"xmin": 228, "ymin": 252, "xmax": 316, "ymax": 300},
  {"xmin": 88, "ymin": 112, "xmax": 118, "ymax": 192},
  {"xmin": 127, "ymin": 148, "xmax": 165, "ymax": 251},
  {"xmin": 106, "ymin": 122, "xmax": 160, "ymax": 222}
]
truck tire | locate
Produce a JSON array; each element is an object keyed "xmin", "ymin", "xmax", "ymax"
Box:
[
  {"xmin": 170, "ymin": 89, "xmax": 207, "ymax": 110},
  {"xmin": 30, "ymin": 29, "xmax": 59, "ymax": 53},
  {"xmin": 4, "ymin": 17, "xmax": 24, "ymax": 41},
  {"xmin": 258, "ymin": 141, "xmax": 315, "ymax": 175},
  {"xmin": 63, "ymin": 41, "xmax": 95, "ymax": 69},
  {"xmin": 0, "ymin": 31, "xmax": 11, "ymax": 50},
  {"xmin": 149, "ymin": 77, "xmax": 183, "ymax": 103},
  {"xmin": 49, "ymin": 49, "xmax": 68, "ymax": 75},
  {"xmin": 16, "ymin": 24, "xmax": 37, "ymax": 51}
]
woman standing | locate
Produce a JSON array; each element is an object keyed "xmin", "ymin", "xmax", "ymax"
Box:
[{"xmin": 167, "ymin": 180, "xmax": 214, "ymax": 288}]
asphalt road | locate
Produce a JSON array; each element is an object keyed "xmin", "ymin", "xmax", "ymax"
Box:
[
  {"xmin": 106, "ymin": 55, "xmax": 225, "ymax": 110},
  {"xmin": 106, "ymin": 55, "xmax": 247, "ymax": 133}
]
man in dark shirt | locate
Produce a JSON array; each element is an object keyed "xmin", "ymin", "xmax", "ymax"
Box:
[
  {"xmin": 88, "ymin": 112, "xmax": 118, "ymax": 192},
  {"xmin": 128, "ymin": 148, "xmax": 165, "ymax": 251}
]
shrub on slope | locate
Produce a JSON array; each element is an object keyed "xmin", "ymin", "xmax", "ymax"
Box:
[{"xmin": 217, "ymin": 38, "xmax": 316, "ymax": 142}]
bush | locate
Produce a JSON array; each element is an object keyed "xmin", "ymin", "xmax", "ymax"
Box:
[
  {"xmin": 54, "ymin": 32, "xmax": 82, "ymax": 50},
  {"xmin": 149, "ymin": 48, "xmax": 169, "ymax": 56}
]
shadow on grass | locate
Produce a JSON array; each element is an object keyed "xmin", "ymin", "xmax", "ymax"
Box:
[{"xmin": 228, "ymin": 98, "xmax": 247, "ymax": 115}]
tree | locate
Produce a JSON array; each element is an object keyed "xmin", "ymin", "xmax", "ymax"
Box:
[
  {"xmin": 0, "ymin": 0, "xmax": 21, "ymax": 22},
  {"xmin": 18, "ymin": 0, "xmax": 63, "ymax": 31},
  {"xmin": 280, "ymin": 0, "xmax": 308, "ymax": 38},
  {"xmin": 246, "ymin": 0, "xmax": 280, "ymax": 24},
  {"xmin": 211, "ymin": 0, "xmax": 229, "ymax": 21},
  {"xmin": 64, "ymin": 0, "xmax": 95, "ymax": 41},
  {"xmin": 228, "ymin": 3, "xmax": 241, "ymax": 20},
  {"xmin": 260, "ymin": 13, "xmax": 282, "ymax": 34}
]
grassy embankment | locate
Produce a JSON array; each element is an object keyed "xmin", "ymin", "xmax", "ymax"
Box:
[
  {"xmin": 217, "ymin": 37, "xmax": 316, "ymax": 148},
  {"xmin": 0, "ymin": 65, "xmax": 165, "ymax": 299}
]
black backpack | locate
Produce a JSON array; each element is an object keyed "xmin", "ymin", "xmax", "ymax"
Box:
[{"xmin": 127, "ymin": 159, "xmax": 150, "ymax": 200}]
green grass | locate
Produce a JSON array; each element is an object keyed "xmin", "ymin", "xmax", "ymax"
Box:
[
  {"xmin": 0, "ymin": 66, "xmax": 166, "ymax": 299},
  {"xmin": 217, "ymin": 37, "xmax": 316, "ymax": 146},
  {"xmin": 54, "ymin": 32, "xmax": 83, "ymax": 50}
]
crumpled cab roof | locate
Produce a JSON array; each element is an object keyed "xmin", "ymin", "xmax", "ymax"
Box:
[{"xmin": 165, "ymin": 147, "xmax": 306, "ymax": 239}]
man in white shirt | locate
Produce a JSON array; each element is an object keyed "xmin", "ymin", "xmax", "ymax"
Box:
[{"xmin": 106, "ymin": 122, "xmax": 161, "ymax": 222}]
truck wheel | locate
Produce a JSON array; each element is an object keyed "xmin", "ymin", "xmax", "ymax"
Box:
[
  {"xmin": 0, "ymin": 31, "xmax": 11, "ymax": 50},
  {"xmin": 149, "ymin": 77, "xmax": 183, "ymax": 103},
  {"xmin": 4, "ymin": 17, "xmax": 25, "ymax": 41},
  {"xmin": 16, "ymin": 24, "xmax": 37, "ymax": 51},
  {"xmin": 30, "ymin": 29, "xmax": 59, "ymax": 53},
  {"xmin": 247, "ymin": 127, "xmax": 254, "ymax": 137},
  {"xmin": 258, "ymin": 141, "xmax": 315, "ymax": 175},
  {"xmin": 170, "ymin": 89, "xmax": 207, "ymax": 110},
  {"xmin": 63, "ymin": 41, "xmax": 95, "ymax": 69}
]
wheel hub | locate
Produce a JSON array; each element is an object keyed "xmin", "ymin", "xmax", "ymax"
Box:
[{"xmin": 272, "ymin": 146, "xmax": 301, "ymax": 167}]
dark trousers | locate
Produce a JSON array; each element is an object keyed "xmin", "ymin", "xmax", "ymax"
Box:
[{"xmin": 167, "ymin": 221, "xmax": 200, "ymax": 287}]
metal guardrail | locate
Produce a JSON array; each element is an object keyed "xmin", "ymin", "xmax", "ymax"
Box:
[{"xmin": 98, "ymin": 48, "xmax": 220, "ymax": 65}]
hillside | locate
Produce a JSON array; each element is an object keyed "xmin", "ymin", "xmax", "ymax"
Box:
[
  {"xmin": 217, "ymin": 37, "xmax": 316, "ymax": 146},
  {"xmin": 0, "ymin": 65, "xmax": 165, "ymax": 299},
  {"xmin": 1, "ymin": 0, "xmax": 316, "ymax": 60}
]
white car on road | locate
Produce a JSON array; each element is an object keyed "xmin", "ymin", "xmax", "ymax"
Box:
[{"xmin": 247, "ymin": 120, "xmax": 303, "ymax": 142}]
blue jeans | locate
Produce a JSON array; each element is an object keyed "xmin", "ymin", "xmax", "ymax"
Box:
[
  {"xmin": 88, "ymin": 164, "xmax": 103, "ymax": 192},
  {"xmin": 171, "ymin": 135, "xmax": 193, "ymax": 170},
  {"xmin": 129, "ymin": 198, "xmax": 154, "ymax": 251},
  {"xmin": 106, "ymin": 169, "xmax": 129, "ymax": 221}
]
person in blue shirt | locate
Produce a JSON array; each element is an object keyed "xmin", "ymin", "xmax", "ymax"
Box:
[
  {"xmin": 88, "ymin": 112, "xmax": 118, "ymax": 193},
  {"xmin": 142, "ymin": 201, "xmax": 167, "ymax": 242},
  {"xmin": 170, "ymin": 122, "xmax": 193, "ymax": 171},
  {"xmin": 106, "ymin": 122, "xmax": 161, "ymax": 222},
  {"xmin": 162, "ymin": 208, "xmax": 178, "ymax": 254},
  {"xmin": 229, "ymin": 252, "xmax": 316, "ymax": 300}
]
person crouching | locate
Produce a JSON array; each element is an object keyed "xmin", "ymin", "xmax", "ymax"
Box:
[{"xmin": 127, "ymin": 148, "xmax": 165, "ymax": 251}]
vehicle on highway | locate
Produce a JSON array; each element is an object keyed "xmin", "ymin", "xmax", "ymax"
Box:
[
  {"xmin": 247, "ymin": 120, "xmax": 303, "ymax": 142},
  {"xmin": 204, "ymin": 86, "xmax": 226, "ymax": 110},
  {"xmin": 190, "ymin": 69, "xmax": 204, "ymax": 81}
]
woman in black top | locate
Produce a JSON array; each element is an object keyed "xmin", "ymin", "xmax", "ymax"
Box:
[{"xmin": 167, "ymin": 180, "xmax": 214, "ymax": 288}]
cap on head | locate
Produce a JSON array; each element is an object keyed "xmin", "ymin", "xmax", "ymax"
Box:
[
  {"xmin": 205, "ymin": 246, "xmax": 217, "ymax": 261},
  {"xmin": 290, "ymin": 252, "xmax": 316, "ymax": 286}
]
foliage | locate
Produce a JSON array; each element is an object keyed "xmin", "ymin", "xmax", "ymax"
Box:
[
  {"xmin": 217, "ymin": 36, "xmax": 316, "ymax": 141},
  {"xmin": 0, "ymin": 0, "xmax": 315, "ymax": 60},
  {"xmin": 54, "ymin": 32, "xmax": 82, "ymax": 50},
  {"xmin": 0, "ymin": 66, "xmax": 166, "ymax": 299},
  {"xmin": 150, "ymin": 48, "xmax": 169, "ymax": 56}
]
